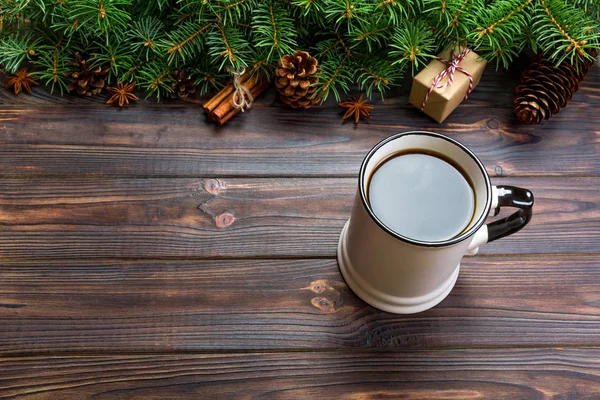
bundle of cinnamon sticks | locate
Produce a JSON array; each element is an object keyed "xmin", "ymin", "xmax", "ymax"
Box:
[{"xmin": 203, "ymin": 71, "xmax": 270, "ymax": 125}]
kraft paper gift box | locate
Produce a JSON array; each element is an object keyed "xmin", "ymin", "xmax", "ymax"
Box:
[{"xmin": 409, "ymin": 48, "xmax": 487, "ymax": 123}]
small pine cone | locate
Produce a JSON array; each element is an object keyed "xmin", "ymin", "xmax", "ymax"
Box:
[
  {"xmin": 275, "ymin": 50, "xmax": 321, "ymax": 109},
  {"xmin": 168, "ymin": 69, "xmax": 197, "ymax": 99},
  {"xmin": 67, "ymin": 52, "xmax": 109, "ymax": 97},
  {"xmin": 513, "ymin": 54, "xmax": 593, "ymax": 124}
]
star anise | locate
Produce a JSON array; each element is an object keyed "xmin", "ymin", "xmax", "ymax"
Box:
[
  {"xmin": 106, "ymin": 82, "xmax": 139, "ymax": 107},
  {"xmin": 5, "ymin": 68, "xmax": 38, "ymax": 95},
  {"xmin": 339, "ymin": 94, "xmax": 374, "ymax": 124}
]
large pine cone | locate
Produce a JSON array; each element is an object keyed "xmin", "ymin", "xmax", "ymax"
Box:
[
  {"xmin": 67, "ymin": 52, "xmax": 109, "ymax": 96},
  {"xmin": 168, "ymin": 69, "xmax": 197, "ymax": 99},
  {"xmin": 275, "ymin": 50, "xmax": 321, "ymax": 109},
  {"xmin": 513, "ymin": 53, "xmax": 596, "ymax": 124}
]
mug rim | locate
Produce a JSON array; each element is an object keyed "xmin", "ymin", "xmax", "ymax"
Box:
[{"xmin": 359, "ymin": 131, "xmax": 492, "ymax": 248}]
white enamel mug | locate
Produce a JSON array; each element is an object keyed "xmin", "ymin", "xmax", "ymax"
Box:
[{"xmin": 337, "ymin": 131, "xmax": 534, "ymax": 314}]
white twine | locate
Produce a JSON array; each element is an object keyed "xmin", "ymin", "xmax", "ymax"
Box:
[{"xmin": 231, "ymin": 69, "xmax": 253, "ymax": 112}]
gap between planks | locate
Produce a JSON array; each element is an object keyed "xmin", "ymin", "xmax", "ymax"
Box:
[
  {"xmin": 2, "ymin": 345, "xmax": 600, "ymax": 358},
  {"xmin": 0, "ymin": 253, "xmax": 597, "ymax": 262},
  {"xmin": 0, "ymin": 174, "xmax": 596, "ymax": 180}
]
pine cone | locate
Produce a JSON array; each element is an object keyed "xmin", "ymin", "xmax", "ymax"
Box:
[
  {"xmin": 67, "ymin": 52, "xmax": 109, "ymax": 97},
  {"xmin": 513, "ymin": 53, "xmax": 595, "ymax": 124},
  {"xmin": 168, "ymin": 69, "xmax": 196, "ymax": 99},
  {"xmin": 275, "ymin": 50, "xmax": 321, "ymax": 109}
]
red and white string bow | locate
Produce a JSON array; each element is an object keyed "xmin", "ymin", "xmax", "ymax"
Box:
[{"xmin": 420, "ymin": 48, "xmax": 474, "ymax": 111}]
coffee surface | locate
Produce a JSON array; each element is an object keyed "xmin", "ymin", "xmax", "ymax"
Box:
[{"xmin": 368, "ymin": 151, "xmax": 475, "ymax": 242}]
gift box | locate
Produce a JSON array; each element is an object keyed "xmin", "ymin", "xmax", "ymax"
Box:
[{"xmin": 409, "ymin": 48, "xmax": 487, "ymax": 123}]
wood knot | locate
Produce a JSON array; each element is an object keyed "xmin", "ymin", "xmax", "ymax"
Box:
[
  {"xmin": 494, "ymin": 165, "xmax": 505, "ymax": 177},
  {"xmin": 311, "ymin": 297, "xmax": 336, "ymax": 313},
  {"xmin": 215, "ymin": 212, "xmax": 235, "ymax": 228},
  {"xmin": 204, "ymin": 179, "xmax": 223, "ymax": 195},
  {"xmin": 486, "ymin": 119, "xmax": 499, "ymax": 129},
  {"xmin": 303, "ymin": 280, "xmax": 327, "ymax": 293}
]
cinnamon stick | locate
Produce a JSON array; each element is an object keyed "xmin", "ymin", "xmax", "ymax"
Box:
[
  {"xmin": 209, "ymin": 73, "xmax": 260, "ymax": 122},
  {"xmin": 202, "ymin": 71, "xmax": 252, "ymax": 113},
  {"xmin": 214, "ymin": 78, "xmax": 270, "ymax": 125}
]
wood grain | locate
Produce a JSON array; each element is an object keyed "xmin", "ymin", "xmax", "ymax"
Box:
[
  {"xmin": 1, "ymin": 59, "xmax": 599, "ymax": 179},
  {"xmin": 0, "ymin": 177, "xmax": 597, "ymax": 259},
  {"xmin": 1, "ymin": 256, "xmax": 599, "ymax": 353},
  {"xmin": 1, "ymin": 102, "xmax": 598, "ymax": 178},
  {"xmin": 1, "ymin": 349, "xmax": 600, "ymax": 399},
  {"xmin": 1, "ymin": 58, "xmax": 599, "ymax": 395}
]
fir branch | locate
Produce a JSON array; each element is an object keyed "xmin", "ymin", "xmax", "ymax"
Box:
[
  {"xmin": 66, "ymin": 0, "xmax": 132, "ymax": 34},
  {"xmin": 222, "ymin": 0, "xmax": 250, "ymax": 12},
  {"xmin": 0, "ymin": 0, "xmax": 47, "ymax": 24},
  {"xmin": 290, "ymin": 0, "xmax": 324, "ymax": 15},
  {"xmin": 0, "ymin": 32, "xmax": 39, "ymax": 74},
  {"xmin": 93, "ymin": 37, "xmax": 134, "ymax": 81},
  {"xmin": 252, "ymin": 0, "xmax": 297, "ymax": 61},
  {"xmin": 465, "ymin": 0, "xmax": 531, "ymax": 67},
  {"xmin": 130, "ymin": 0, "xmax": 173, "ymax": 18},
  {"xmin": 191, "ymin": 58, "xmax": 227, "ymax": 96},
  {"xmin": 233, "ymin": 21, "xmax": 253, "ymax": 30},
  {"xmin": 449, "ymin": 0, "xmax": 469, "ymax": 28},
  {"xmin": 175, "ymin": 1, "xmax": 207, "ymax": 22},
  {"xmin": 316, "ymin": 53, "xmax": 352, "ymax": 101},
  {"xmin": 137, "ymin": 60, "xmax": 173, "ymax": 99},
  {"xmin": 473, "ymin": 0, "xmax": 531, "ymax": 39},
  {"xmin": 323, "ymin": 0, "xmax": 375, "ymax": 30},
  {"xmin": 120, "ymin": 55, "xmax": 153, "ymax": 82},
  {"xmin": 354, "ymin": 55, "xmax": 403, "ymax": 98},
  {"xmin": 571, "ymin": 0, "xmax": 600, "ymax": 15},
  {"xmin": 248, "ymin": 50, "xmax": 273, "ymax": 78},
  {"xmin": 352, "ymin": 20, "xmax": 393, "ymax": 52},
  {"xmin": 355, "ymin": 25, "xmax": 392, "ymax": 41},
  {"xmin": 539, "ymin": 0, "xmax": 583, "ymax": 55},
  {"xmin": 533, "ymin": 0, "xmax": 600, "ymax": 64},
  {"xmin": 389, "ymin": 21, "xmax": 435, "ymax": 74},
  {"xmin": 422, "ymin": 21, "xmax": 454, "ymax": 40},
  {"xmin": 128, "ymin": 16, "xmax": 164, "ymax": 61},
  {"xmin": 217, "ymin": 0, "xmax": 254, "ymax": 24},
  {"xmin": 32, "ymin": 43, "xmax": 71, "ymax": 94},
  {"xmin": 206, "ymin": 18, "xmax": 250, "ymax": 71},
  {"xmin": 316, "ymin": 37, "xmax": 342, "ymax": 60},
  {"xmin": 161, "ymin": 21, "xmax": 213, "ymax": 64},
  {"xmin": 377, "ymin": 0, "xmax": 418, "ymax": 25},
  {"xmin": 2, "ymin": 0, "xmax": 600, "ymax": 101},
  {"xmin": 422, "ymin": 0, "xmax": 470, "ymax": 48},
  {"xmin": 335, "ymin": 31, "xmax": 354, "ymax": 58}
]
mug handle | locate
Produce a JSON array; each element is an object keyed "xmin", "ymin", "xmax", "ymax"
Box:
[{"xmin": 466, "ymin": 185, "xmax": 534, "ymax": 255}]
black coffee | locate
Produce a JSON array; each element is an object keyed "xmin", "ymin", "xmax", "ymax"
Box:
[{"xmin": 367, "ymin": 150, "xmax": 475, "ymax": 242}]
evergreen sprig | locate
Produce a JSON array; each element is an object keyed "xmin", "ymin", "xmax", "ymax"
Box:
[
  {"xmin": 389, "ymin": 21, "xmax": 436, "ymax": 74},
  {"xmin": 0, "ymin": 33, "xmax": 40, "ymax": 74},
  {"xmin": 253, "ymin": 0, "xmax": 297, "ymax": 61},
  {"xmin": 0, "ymin": 0, "xmax": 598, "ymax": 101},
  {"xmin": 466, "ymin": 0, "xmax": 531, "ymax": 68},
  {"xmin": 532, "ymin": 0, "xmax": 600, "ymax": 65}
]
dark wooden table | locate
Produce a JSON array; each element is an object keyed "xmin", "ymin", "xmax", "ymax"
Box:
[{"xmin": 1, "ymin": 59, "xmax": 599, "ymax": 399}]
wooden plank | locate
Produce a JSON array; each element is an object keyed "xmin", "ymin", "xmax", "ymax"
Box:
[
  {"xmin": 1, "ymin": 60, "xmax": 599, "ymax": 179},
  {"xmin": 1, "ymin": 59, "xmax": 597, "ymax": 179},
  {"xmin": 1, "ymin": 256, "xmax": 599, "ymax": 353},
  {"xmin": 1, "ymin": 102, "xmax": 598, "ymax": 177},
  {"xmin": 0, "ymin": 177, "xmax": 597, "ymax": 259},
  {"xmin": 1, "ymin": 349, "xmax": 599, "ymax": 399}
]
